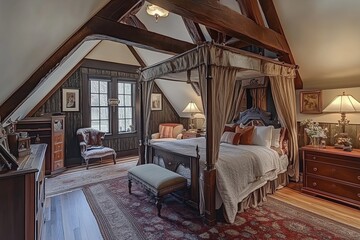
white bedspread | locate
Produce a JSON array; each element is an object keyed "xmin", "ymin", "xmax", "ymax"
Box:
[{"xmin": 150, "ymin": 137, "xmax": 288, "ymax": 223}]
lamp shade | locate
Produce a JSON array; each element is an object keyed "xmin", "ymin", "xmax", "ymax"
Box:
[
  {"xmin": 323, "ymin": 92, "xmax": 360, "ymax": 113},
  {"xmin": 183, "ymin": 102, "xmax": 200, "ymax": 113}
]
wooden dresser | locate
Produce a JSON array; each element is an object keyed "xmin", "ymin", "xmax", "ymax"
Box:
[
  {"xmin": 301, "ymin": 146, "xmax": 360, "ymax": 208},
  {"xmin": 15, "ymin": 115, "xmax": 65, "ymax": 175},
  {"xmin": 0, "ymin": 144, "xmax": 47, "ymax": 240}
]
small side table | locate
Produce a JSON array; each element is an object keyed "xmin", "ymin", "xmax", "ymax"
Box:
[{"xmin": 182, "ymin": 131, "xmax": 202, "ymax": 139}]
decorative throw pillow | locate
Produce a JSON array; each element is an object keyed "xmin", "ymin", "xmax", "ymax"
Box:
[
  {"xmin": 223, "ymin": 124, "xmax": 237, "ymax": 133},
  {"xmin": 271, "ymin": 128, "xmax": 282, "ymax": 148},
  {"xmin": 220, "ymin": 131, "xmax": 241, "ymax": 145},
  {"xmin": 160, "ymin": 126, "xmax": 174, "ymax": 138},
  {"xmin": 252, "ymin": 126, "xmax": 274, "ymax": 148},
  {"xmin": 235, "ymin": 126, "xmax": 255, "ymax": 145}
]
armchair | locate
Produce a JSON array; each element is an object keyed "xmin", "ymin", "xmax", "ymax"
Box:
[
  {"xmin": 151, "ymin": 123, "xmax": 184, "ymax": 141},
  {"xmin": 76, "ymin": 128, "xmax": 116, "ymax": 169}
]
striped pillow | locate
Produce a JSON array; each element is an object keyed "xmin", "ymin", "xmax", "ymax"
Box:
[
  {"xmin": 220, "ymin": 131, "xmax": 241, "ymax": 145},
  {"xmin": 160, "ymin": 125, "xmax": 174, "ymax": 138}
]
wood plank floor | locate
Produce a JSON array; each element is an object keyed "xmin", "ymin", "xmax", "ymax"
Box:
[{"xmin": 41, "ymin": 189, "xmax": 103, "ymax": 240}]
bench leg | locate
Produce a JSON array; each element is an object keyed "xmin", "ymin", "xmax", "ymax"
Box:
[
  {"xmin": 113, "ymin": 154, "xmax": 116, "ymax": 165},
  {"xmin": 128, "ymin": 179, "xmax": 132, "ymax": 194},
  {"xmin": 155, "ymin": 197, "xmax": 162, "ymax": 217},
  {"xmin": 86, "ymin": 159, "xmax": 89, "ymax": 170}
]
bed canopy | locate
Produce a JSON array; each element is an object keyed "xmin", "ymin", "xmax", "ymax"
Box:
[{"xmin": 139, "ymin": 43, "xmax": 299, "ymax": 222}]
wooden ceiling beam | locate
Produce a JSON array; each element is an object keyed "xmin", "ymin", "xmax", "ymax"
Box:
[
  {"xmin": 147, "ymin": 0, "xmax": 290, "ymax": 54},
  {"xmin": 258, "ymin": 0, "xmax": 303, "ymax": 89},
  {"xmin": 0, "ymin": 0, "xmax": 195, "ymax": 120},
  {"xmin": 89, "ymin": 17, "xmax": 194, "ymax": 54},
  {"xmin": 237, "ymin": 0, "xmax": 265, "ymax": 27},
  {"xmin": 96, "ymin": 0, "xmax": 144, "ymax": 21},
  {"xmin": 182, "ymin": 18, "xmax": 206, "ymax": 44}
]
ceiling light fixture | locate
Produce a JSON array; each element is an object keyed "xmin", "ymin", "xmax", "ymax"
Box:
[{"xmin": 146, "ymin": 4, "xmax": 169, "ymax": 22}]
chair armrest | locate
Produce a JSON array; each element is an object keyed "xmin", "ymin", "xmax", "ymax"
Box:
[
  {"xmin": 151, "ymin": 133, "xmax": 160, "ymax": 139},
  {"xmin": 79, "ymin": 141, "xmax": 87, "ymax": 153},
  {"xmin": 176, "ymin": 133, "xmax": 183, "ymax": 139}
]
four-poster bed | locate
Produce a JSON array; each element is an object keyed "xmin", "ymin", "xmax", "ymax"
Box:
[{"xmin": 138, "ymin": 43, "xmax": 299, "ymax": 224}]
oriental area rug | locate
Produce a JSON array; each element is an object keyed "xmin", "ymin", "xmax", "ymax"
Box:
[{"xmin": 83, "ymin": 176, "xmax": 360, "ymax": 240}]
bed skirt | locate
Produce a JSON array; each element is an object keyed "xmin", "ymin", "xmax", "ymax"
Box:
[{"xmin": 236, "ymin": 172, "xmax": 289, "ymax": 214}]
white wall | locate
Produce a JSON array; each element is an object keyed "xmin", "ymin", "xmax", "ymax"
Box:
[{"xmin": 296, "ymin": 87, "xmax": 360, "ymax": 124}]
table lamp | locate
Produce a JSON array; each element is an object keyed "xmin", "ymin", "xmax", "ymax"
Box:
[
  {"xmin": 323, "ymin": 92, "xmax": 360, "ymax": 149},
  {"xmin": 183, "ymin": 102, "xmax": 200, "ymax": 131}
]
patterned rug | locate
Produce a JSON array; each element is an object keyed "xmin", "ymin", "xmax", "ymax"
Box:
[
  {"xmin": 83, "ymin": 176, "xmax": 360, "ymax": 240},
  {"xmin": 46, "ymin": 157, "xmax": 137, "ymax": 197}
]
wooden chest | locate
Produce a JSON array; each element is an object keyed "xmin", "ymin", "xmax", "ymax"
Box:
[{"xmin": 301, "ymin": 146, "xmax": 360, "ymax": 208}]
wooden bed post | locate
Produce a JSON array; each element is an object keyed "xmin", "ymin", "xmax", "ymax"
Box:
[
  {"xmin": 204, "ymin": 60, "xmax": 216, "ymax": 226},
  {"xmin": 138, "ymin": 80, "xmax": 145, "ymax": 165}
]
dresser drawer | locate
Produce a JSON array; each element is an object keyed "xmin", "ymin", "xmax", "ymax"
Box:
[
  {"xmin": 53, "ymin": 143, "xmax": 63, "ymax": 152},
  {"xmin": 53, "ymin": 134, "xmax": 64, "ymax": 143},
  {"xmin": 306, "ymin": 160, "xmax": 360, "ymax": 185},
  {"xmin": 53, "ymin": 151, "xmax": 63, "ymax": 161},
  {"xmin": 306, "ymin": 175, "xmax": 360, "ymax": 203},
  {"xmin": 53, "ymin": 160, "xmax": 64, "ymax": 170}
]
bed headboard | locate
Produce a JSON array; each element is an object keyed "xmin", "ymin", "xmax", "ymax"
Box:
[{"xmin": 235, "ymin": 107, "xmax": 281, "ymax": 128}]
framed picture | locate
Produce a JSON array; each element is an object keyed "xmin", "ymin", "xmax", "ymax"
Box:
[
  {"xmin": 151, "ymin": 93, "xmax": 162, "ymax": 111},
  {"xmin": 300, "ymin": 90, "xmax": 322, "ymax": 113},
  {"xmin": 0, "ymin": 143, "xmax": 18, "ymax": 170},
  {"xmin": 62, "ymin": 89, "xmax": 79, "ymax": 111}
]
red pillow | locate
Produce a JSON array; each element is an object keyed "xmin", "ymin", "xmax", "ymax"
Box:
[
  {"xmin": 235, "ymin": 126, "xmax": 255, "ymax": 145},
  {"xmin": 220, "ymin": 131, "xmax": 241, "ymax": 145},
  {"xmin": 223, "ymin": 124, "xmax": 238, "ymax": 133}
]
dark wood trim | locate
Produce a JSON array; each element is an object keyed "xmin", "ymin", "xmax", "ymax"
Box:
[
  {"xmin": 88, "ymin": 16, "xmax": 195, "ymax": 54},
  {"xmin": 182, "ymin": 18, "xmax": 206, "ymax": 44},
  {"xmin": 127, "ymin": 46, "xmax": 146, "ymax": 67},
  {"xmin": 116, "ymin": 149, "xmax": 138, "ymax": 158},
  {"xmin": 81, "ymin": 58, "xmax": 140, "ymax": 72},
  {"xmin": 96, "ymin": 0, "xmax": 143, "ymax": 21},
  {"xmin": 203, "ymin": 168, "xmax": 216, "ymax": 226},
  {"xmin": 122, "ymin": 15, "xmax": 147, "ymax": 30},
  {"xmin": 237, "ymin": 0, "xmax": 265, "ymax": 27},
  {"xmin": 258, "ymin": 0, "xmax": 303, "ymax": 89},
  {"xmin": 148, "ymin": 0, "xmax": 290, "ymax": 54},
  {"xmin": 24, "ymin": 173, "xmax": 35, "ymax": 240}
]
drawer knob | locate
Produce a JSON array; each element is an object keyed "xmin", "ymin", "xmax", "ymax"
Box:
[
  {"xmin": 358, "ymin": 193, "xmax": 360, "ymax": 198},
  {"xmin": 313, "ymin": 167, "xmax": 318, "ymax": 172},
  {"xmin": 357, "ymin": 176, "xmax": 360, "ymax": 181},
  {"xmin": 312, "ymin": 156, "xmax": 316, "ymax": 160},
  {"xmin": 168, "ymin": 162, "xmax": 172, "ymax": 165},
  {"xmin": 312, "ymin": 182, "xmax": 317, "ymax": 187}
]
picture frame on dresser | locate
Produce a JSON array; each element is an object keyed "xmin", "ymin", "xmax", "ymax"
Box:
[{"xmin": 0, "ymin": 143, "xmax": 18, "ymax": 170}]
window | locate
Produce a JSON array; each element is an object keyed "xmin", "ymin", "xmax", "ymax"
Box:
[
  {"xmin": 89, "ymin": 78, "xmax": 136, "ymax": 135},
  {"xmin": 118, "ymin": 82, "xmax": 135, "ymax": 133},
  {"xmin": 90, "ymin": 79, "xmax": 109, "ymax": 132}
]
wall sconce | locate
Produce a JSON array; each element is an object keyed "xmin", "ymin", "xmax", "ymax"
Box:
[
  {"xmin": 108, "ymin": 98, "xmax": 119, "ymax": 112},
  {"xmin": 146, "ymin": 4, "xmax": 169, "ymax": 22}
]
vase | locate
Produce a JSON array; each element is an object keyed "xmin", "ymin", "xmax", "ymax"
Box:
[{"xmin": 311, "ymin": 137, "xmax": 321, "ymax": 148}]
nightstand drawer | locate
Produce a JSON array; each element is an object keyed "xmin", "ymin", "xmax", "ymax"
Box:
[
  {"xmin": 306, "ymin": 176, "xmax": 360, "ymax": 203},
  {"xmin": 53, "ymin": 143, "xmax": 63, "ymax": 152},
  {"xmin": 183, "ymin": 132, "xmax": 200, "ymax": 139},
  {"xmin": 306, "ymin": 160, "xmax": 360, "ymax": 185}
]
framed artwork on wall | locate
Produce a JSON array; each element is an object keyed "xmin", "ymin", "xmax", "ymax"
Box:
[
  {"xmin": 300, "ymin": 90, "xmax": 322, "ymax": 114},
  {"xmin": 62, "ymin": 89, "xmax": 79, "ymax": 112},
  {"xmin": 151, "ymin": 93, "xmax": 162, "ymax": 111}
]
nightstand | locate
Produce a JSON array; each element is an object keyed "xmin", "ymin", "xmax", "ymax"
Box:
[
  {"xmin": 182, "ymin": 131, "xmax": 202, "ymax": 139},
  {"xmin": 301, "ymin": 146, "xmax": 360, "ymax": 208}
]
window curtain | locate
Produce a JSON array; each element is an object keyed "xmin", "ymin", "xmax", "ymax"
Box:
[
  {"xmin": 269, "ymin": 76, "xmax": 299, "ymax": 181},
  {"xmin": 141, "ymin": 80, "xmax": 154, "ymax": 163}
]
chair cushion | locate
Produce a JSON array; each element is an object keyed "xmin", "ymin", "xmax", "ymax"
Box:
[
  {"xmin": 160, "ymin": 125, "xmax": 174, "ymax": 138},
  {"xmin": 82, "ymin": 147, "xmax": 116, "ymax": 160},
  {"xmin": 128, "ymin": 164, "xmax": 186, "ymax": 190},
  {"xmin": 158, "ymin": 123, "xmax": 184, "ymax": 138}
]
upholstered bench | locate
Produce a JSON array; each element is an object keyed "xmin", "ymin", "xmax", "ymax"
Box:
[{"xmin": 128, "ymin": 164, "xmax": 187, "ymax": 217}]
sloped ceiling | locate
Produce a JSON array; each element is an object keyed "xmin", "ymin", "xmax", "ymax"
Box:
[{"xmin": 2, "ymin": 0, "xmax": 360, "ymax": 122}]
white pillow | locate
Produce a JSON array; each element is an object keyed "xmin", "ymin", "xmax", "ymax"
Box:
[
  {"xmin": 271, "ymin": 128, "xmax": 281, "ymax": 148},
  {"xmin": 252, "ymin": 126, "xmax": 274, "ymax": 148}
]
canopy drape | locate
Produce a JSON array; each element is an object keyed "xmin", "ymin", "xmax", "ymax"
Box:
[{"xmin": 139, "ymin": 43, "xmax": 298, "ymax": 175}]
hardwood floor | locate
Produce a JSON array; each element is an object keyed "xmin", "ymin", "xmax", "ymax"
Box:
[
  {"xmin": 41, "ymin": 190, "xmax": 103, "ymax": 240},
  {"xmin": 42, "ymin": 160, "xmax": 360, "ymax": 239}
]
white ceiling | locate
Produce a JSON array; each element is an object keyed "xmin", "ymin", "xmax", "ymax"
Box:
[{"xmin": 2, "ymin": 0, "xmax": 360, "ymax": 121}]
